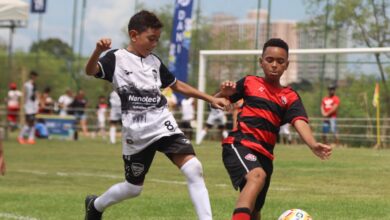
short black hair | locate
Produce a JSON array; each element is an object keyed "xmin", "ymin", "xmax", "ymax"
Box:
[
  {"xmin": 328, "ymin": 84, "xmax": 337, "ymax": 90},
  {"xmin": 128, "ymin": 10, "xmax": 163, "ymax": 32},
  {"xmin": 262, "ymin": 38, "xmax": 289, "ymax": 55},
  {"xmin": 30, "ymin": 70, "xmax": 38, "ymax": 77}
]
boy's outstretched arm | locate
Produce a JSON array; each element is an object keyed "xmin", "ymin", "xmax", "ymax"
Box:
[
  {"xmin": 85, "ymin": 38, "xmax": 112, "ymax": 76},
  {"xmin": 171, "ymin": 80, "xmax": 229, "ymax": 110},
  {"xmin": 293, "ymin": 120, "xmax": 332, "ymax": 160}
]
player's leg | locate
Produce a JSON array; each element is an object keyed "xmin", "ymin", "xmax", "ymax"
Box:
[
  {"xmin": 322, "ymin": 120, "xmax": 330, "ymax": 144},
  {"xmin": 85, "ymin": 146, "xmax": 157, "ymax": 220},
  {"xmin": 222, "ymin": 143, "xmax": 272, "ymax": 220},
  {"xmin": 26, "ymin": 114, "xmax": 36, "ymax": 144},
  {"xmin": 109, "ymin": 122, "xmax": 117, "ymax": 144},
  {"xmin": 160, "ymin": 134, "xmax": 212, "ymax": 220},
  {"xmin": 330, "ymin": 118, "xmax": 339, "ymax": 146},
  {"xmin": 196, "ymin": 124, "xmax": 211, "ymax": 145}
]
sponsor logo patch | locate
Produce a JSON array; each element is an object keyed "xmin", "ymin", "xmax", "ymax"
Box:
[
  {"xmin": 244, "ymin": 153, "xmax": 257, "ymax": 162},
  {"xmin": 281, "ymin": 96, "xmax": 288, "ymax": 105},
  {"xmin": 131, "ymin": 163, "xmax": 144, "ymax": 177}
]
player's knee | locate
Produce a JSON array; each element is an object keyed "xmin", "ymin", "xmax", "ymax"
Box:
[
  {"xmin": 181, "ymin": 157, "xmax": 204, "ymax": 181},
  {"xmin": 246, "ymin": 168, "xmax": 267, "ymax": 184},
  {"xmin": 123, "ymin": 181, "xmax": 143, "ymax": 198}
]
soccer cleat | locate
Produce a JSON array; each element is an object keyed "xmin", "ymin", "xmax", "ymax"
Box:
[
  {"xmin": 85, "ymin": 195, "xmax": 102, "ymax": 220},
  {"xmin": 27, "ymin": 139, "xmax": 36, "ymax": 145},
  {"xmin": 17, "ymin": 137, "xmax": 26, "ymax": 144}
]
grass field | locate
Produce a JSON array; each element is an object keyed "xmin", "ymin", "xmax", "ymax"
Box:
[{"xmin": 0, "ymin": 135, "xmax": 389, "ymax": 220}]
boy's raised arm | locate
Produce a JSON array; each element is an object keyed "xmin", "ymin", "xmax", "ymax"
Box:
[{"xmin": 85, "ymin": 38, "xmax": 112, "ymax": 76}]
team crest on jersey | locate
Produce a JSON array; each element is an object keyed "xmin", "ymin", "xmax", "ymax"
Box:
[
  {"xmin": 131, "ymin": 163, "xmax": 144, "ymax": 177},
  {"xmin": 258, "ymin": 86, "xmax": 265, "ymax": 92},
  {"xmin": 281, "ymin": 96, "xmax": 288, "ymax": 105},
  {"xmin": 244, "ymin": 153, "xmax": 257, "ymax": 161}
]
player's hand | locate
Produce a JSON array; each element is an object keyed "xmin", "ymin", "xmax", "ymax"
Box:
[
  {"xmin": 210, "ymin": 97, "xmax": 230, "ymax": 110},
  {"xmin": 220, "ymin": 81, "xmax": 237, "ymax": 97},
  {"xmin": 96, "ymin": 38, "xmax": 112, "ymax": 53},
  {"xmin": 310, "ymin": 143, "xmax": 332, "ymax": 160}
]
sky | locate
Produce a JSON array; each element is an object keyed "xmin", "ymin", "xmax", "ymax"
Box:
[{"xmin": 0, "ymin": 0, "xmax": 309, "ymax": 56}]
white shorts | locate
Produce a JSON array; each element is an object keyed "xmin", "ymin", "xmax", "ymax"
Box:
[
  {"xmin": 110, "ymin": 108, "xmax": 121, "ymax": 122},
  {"xmin": 206, "ymin": 110, "xmax": 226, "ymax": 126}
]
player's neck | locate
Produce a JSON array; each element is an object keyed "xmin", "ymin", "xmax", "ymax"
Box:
[{"xmin": 264, "ymin": 77, "xmax": 282, "ymax": 88}]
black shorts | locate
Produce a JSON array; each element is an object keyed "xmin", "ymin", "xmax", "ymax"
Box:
[
  {"xmin": 123, "ymin": 133, "xmax": 195, "ymax": 185},
  {"xmin": 222, "ymin": 143, "xmax": 273, "ymax": 212},
  {"xmin": 25, "ymin": 114, "xmax": 36, "ymax": 123}
]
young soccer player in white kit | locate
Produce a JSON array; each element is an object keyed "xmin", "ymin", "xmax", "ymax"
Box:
[{"xmin": 84, "ymin": 10, "xmax": 228, "ymax": 220}]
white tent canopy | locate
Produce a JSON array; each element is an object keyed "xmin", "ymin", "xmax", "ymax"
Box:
[{"xmin": 0, "ymin": 0, "xmax": 29, "ymax": 27}]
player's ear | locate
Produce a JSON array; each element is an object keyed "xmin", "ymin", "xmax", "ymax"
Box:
[
  {"xmin": 285, "ymin": 60, "xmax": 290, "ymax": 69},
  {"xmin": 258, "ymin": 57, "xmax": 264, "ymax": 68},
  {"xmin": 129, "ymin": 30, "xmax": 138, "ymax": 42}
]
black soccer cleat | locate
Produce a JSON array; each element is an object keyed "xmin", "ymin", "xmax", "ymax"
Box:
[{"xmin": 85, "ymin": 195, "xmax": 103, "ymax": 220}]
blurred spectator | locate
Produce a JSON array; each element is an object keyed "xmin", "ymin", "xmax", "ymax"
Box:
[
  {"xmin": 93, "ymin": 95, "xmax": 108, "ymax": 139},
  {"xmin": 39, "ymin": 86, "xmax": 54, "ymax": 114},
  {"xmin": 58, "ymin": 89, "xmax": 74, "ymax": 116},
  {"xmin": 35, "ymin": 118, "xmax": 49, "ymax": 139},
  {"xmin": 5, "ymin": 82, "xmax": 22, "ymax": 131},
  {"xmin": 279, "ymin": 123, "xmax": 292, "ymax": 145},
  {"xmin": 18, "ymin": 71, "xmax": 39, "ymax": 145},
  {"xmin": 108, "ymin": 90, "xmax": 121, "ymax": 144},
  {"xmin": 321, "ymin": 84, "xmax": 340, "ymax": 145},
  {"xmin": 196, "ymin": 106, "xmax": 228, "ymax": 145},
  {"xmin": 68, "ymin": 90, "xmax": 89, "ymax": 137},
  {"xmin": 180, "ymin": 97, "xmax": 195, "ymax": 140},
  {"xmin": 162, "ymin": 87, "xmax": 177, "ymax": 111}
]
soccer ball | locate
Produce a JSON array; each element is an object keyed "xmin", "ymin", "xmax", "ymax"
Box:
[{"xmin": 278, "ymin": 209, "xmax": 312, "ymax": 220}]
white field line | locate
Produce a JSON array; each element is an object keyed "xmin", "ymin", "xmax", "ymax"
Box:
[
  {"xmin": 0, "ymin": 212, "xmax": 39, "ymax": 220},
  {"xmin": 15, "ymin": 169, "xmax": 229, "ymax": 187}
]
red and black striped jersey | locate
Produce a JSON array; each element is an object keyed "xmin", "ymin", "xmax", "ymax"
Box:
[{"xmin": 223, "ymin": 75, "xmax": 308, "ymax": 160}]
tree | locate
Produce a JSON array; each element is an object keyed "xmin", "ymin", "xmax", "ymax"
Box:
[
  {"xmin": 303, "ymin": 0, "xmax": 390, "ymax": 115},
  {"xmin": 30, "ymin": 38, "xmax": 74, "ymax": 60}
]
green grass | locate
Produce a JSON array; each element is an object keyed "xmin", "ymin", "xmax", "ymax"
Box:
[{"xmin": 0, "ymin": 136, "xmax": 389, "ymax": 220}]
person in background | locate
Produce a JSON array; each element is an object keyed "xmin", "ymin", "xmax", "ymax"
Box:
[
  {"xmin": 18, "ymin": 71, "xmax": 39, "ymax": 145},
  {"xmin": 196, "ymin": 106, "xmax": 228, "ymax": 145},
  {"xmin": 279, "ymin": 123, "xmax": 292, "ymax": 145},
  {"xmin": 321, "ymin": 84, "xmax": 340, "ymax": 146},
  {"xmin": 68, "ymin": 90, "xmax": 89, "ymax": 137},
  {"xmin": 94, "ymin": 95, "xmax": 108, "ymax": 139},
  {"xmin": 180, "ymin": 96, "xmax": 195, "ymax": 140},
  {"xmin": 39, "ymin": 86, "xmax": 54, "ymax": 114},
  {"xmin": 35, "ymin": 118, "xmax": 49, "ymax": 139},
  {"xmin": 5, "ymin": 82, "xmax": 22, "ymax": 131},
  {"xmin": 162, "ymin": 87, "xmax": 177, "ymax": 111},
  {"xmin": 108, "ymin": 90, "xmax": 121, "ymax": 144},
  {"xmin": 58, "ymin": 89, "xmax": 74, "ymax": 116}
]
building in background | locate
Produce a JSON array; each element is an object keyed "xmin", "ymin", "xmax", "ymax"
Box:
[{"xmin": 208, "ymin": 9, "xmax": 347, "ymax": 85}]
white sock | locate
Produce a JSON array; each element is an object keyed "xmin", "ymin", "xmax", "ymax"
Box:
[
  {"xmin": 94, "ymin": 181, "xmax": 142, "ymax": 212},
  {"xmin": 222, "ymin": 130, "xmax": 228, "ymax": 139},
  {"xmin": 181, "ymin": 157, "xmax": 212, "ymax": 220},
  {"xmin": 196, "ymin": 130, "xmax": 207, "ymax": 145},
  {"xmin": 109, "ymin": 126, "xmax": 116, "ymax": 144},
  {"xmin": 28, "ymin": 126, "xmax": 35, "ymax": 140},
  {"xmin": 19, "ymin": 125, "xmax": 29, "ymax": 138}
]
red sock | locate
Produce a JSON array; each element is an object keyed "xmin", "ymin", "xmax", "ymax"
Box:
[{"xmin": 232, "ymin": 207, "xmax": 251, "ymax": 220}]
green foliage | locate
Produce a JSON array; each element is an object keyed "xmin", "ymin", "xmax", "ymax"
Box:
[{"xmin": 30, "ymin": 38, "xmax": 74, "ymax": 60}]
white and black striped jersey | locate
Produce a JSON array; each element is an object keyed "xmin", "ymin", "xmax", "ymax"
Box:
[{"xmin": 96, "ymin": 49, "xmax": 183, "ymax": 155}]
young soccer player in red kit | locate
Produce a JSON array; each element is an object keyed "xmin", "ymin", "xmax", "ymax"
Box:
[{"xmin": 216, "ymin": 38, "xmax": 333, "ymax": 220}]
